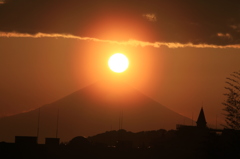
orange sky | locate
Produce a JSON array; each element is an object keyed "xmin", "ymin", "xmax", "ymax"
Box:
[
  {"xmin": 1, "ymin": 0, "xmax": 240, "ymax": 129},
  {"xmin": 0, "ymin": 36, "xmax": 239, "ymax": 128}
]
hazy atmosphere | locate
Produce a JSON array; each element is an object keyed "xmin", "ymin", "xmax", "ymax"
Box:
[
  {"xmin": 1, "ymin": 0, "xmax": 240, "ymax": 132},
  {"xmin": 1, "ymin": 1, "xmax": 240, "ymax": 159}
]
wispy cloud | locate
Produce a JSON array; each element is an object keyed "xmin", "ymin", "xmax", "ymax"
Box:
[
  {"xmin": 217, "ymin": 33, "xmax": 232, "ymax": 39},
  {"xmin": 142, "ymin": 13, "xmax": 157, "ymax": 22},
  {"xmin": 1, "ymin": 32, "xmax": 240, "ymax": 49}
]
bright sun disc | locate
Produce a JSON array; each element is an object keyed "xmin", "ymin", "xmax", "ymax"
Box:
[{"xmin": 108, "ymin": 53, "xmax": 129, "ymax": 73}]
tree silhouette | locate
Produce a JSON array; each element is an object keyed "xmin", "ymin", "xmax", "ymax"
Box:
[{"xmin": 222, "ymin": 70, "xmax": 240, "ymax": 130}]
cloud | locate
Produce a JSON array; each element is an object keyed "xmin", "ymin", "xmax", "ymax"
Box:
[
  {"xmin": 143, "ymin": 14, "xmax": 157, "ymax": 22},
  {"xmin": 217, "ymin": 33, "xmax": 231, "ymax": 38},
  {"xmin": 2, "ymin": 31, "xmax": 240, "ymax": 49},
  {"xmin": 1, "ymin": 0, "xmax": 240, "ymax": 46}
]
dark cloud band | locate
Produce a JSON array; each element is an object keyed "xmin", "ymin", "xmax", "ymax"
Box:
[{"xmin": 1, "ymin": 0, "xmax": 240, "ymax": 46}]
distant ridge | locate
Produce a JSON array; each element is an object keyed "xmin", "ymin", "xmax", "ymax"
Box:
[{"xmin": 0, "ymin": 80, "xmax": 193, "ymax": 143}]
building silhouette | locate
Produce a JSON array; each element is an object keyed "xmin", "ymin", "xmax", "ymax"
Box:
[
  {"xmin": 196, "ymin": 107, "xmax": 207, "ymax": 128},
  {"xmin": 176, "ymin": 107, "xmax": 210, "ymax": 138}
]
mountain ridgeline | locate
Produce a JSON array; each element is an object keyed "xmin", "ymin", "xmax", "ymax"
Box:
[{"xmin": 0, "ymin": 80, "xmax": 193, "ymax": 143}]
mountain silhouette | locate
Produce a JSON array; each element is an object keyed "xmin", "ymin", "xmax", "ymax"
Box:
[{"xmin": 0, "ymin": 80, "xmax": 193, "ymax": 143}]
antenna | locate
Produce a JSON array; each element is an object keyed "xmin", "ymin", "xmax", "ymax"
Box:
[
  {"xmin": 37, "ymin": 108, "xmax": 40, "ymax": 142},
  {"xmin": 56, "ymin": 107, "xmax": 59, "ymax": 138},
  {"xmin": 119, "ymin": 109, "xmax": 123, "ymax": 130},
  {"xmin": 192, "ymin": 112, "xmax": 194, "ymax": 126},
  {"xmin": 121, "ymin": 110, "xmax": 123, "ymax": 129},
  {"xmin": 216, "ymin": 114, "xmax": 218, "ymax": 129},
  {"xmin": 119, "ymin": 112, "xmax": 120, "ymax": 130}
]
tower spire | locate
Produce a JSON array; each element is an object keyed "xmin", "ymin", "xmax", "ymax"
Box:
[{"xmin": 196, "ymin": 107, "xmax": 207, "ymax": 128}]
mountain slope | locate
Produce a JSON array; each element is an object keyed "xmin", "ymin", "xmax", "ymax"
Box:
[{"xmin": 0, "ymin": 80, "xmax": 193, "ymax": 143}]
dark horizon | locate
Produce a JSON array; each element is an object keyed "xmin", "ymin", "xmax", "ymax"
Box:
[{"xmin": 1, "ymin": 124, "xmax": 240, "ymax": 159}]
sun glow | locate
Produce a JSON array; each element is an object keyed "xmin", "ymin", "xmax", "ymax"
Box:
[{"xmin": 108, "ymin": 53, "xmax": 129, "ymax": 73}]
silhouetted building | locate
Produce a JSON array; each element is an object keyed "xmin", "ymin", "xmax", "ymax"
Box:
[
  {"xmin": 176, "ymin": 107, "xmax": 209, "ymax": 138},
  {"xmin": 45, "ymin": 138, "xmax": 60, "ymax": 146},
  {"xmin": 196, "ymin": 107, "xmax": 207, "ymax": 128},
  {"xmin": 15, "ymin": 136, "xmax": 37, "ymax": 145}
]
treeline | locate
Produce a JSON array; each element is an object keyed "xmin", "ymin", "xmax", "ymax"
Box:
[{"xmin": 1, "ymin": 128, "xmax": 240, "ymax": 159}]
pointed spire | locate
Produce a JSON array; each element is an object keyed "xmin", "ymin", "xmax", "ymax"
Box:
[{"xmin": 196, "ymin": 107, "xmax": 207, "ymax": 128}]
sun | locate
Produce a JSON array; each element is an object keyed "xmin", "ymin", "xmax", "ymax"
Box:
[{"xmin": 108, "ymin": 53, "xmax": 129, "ymax": 73}]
